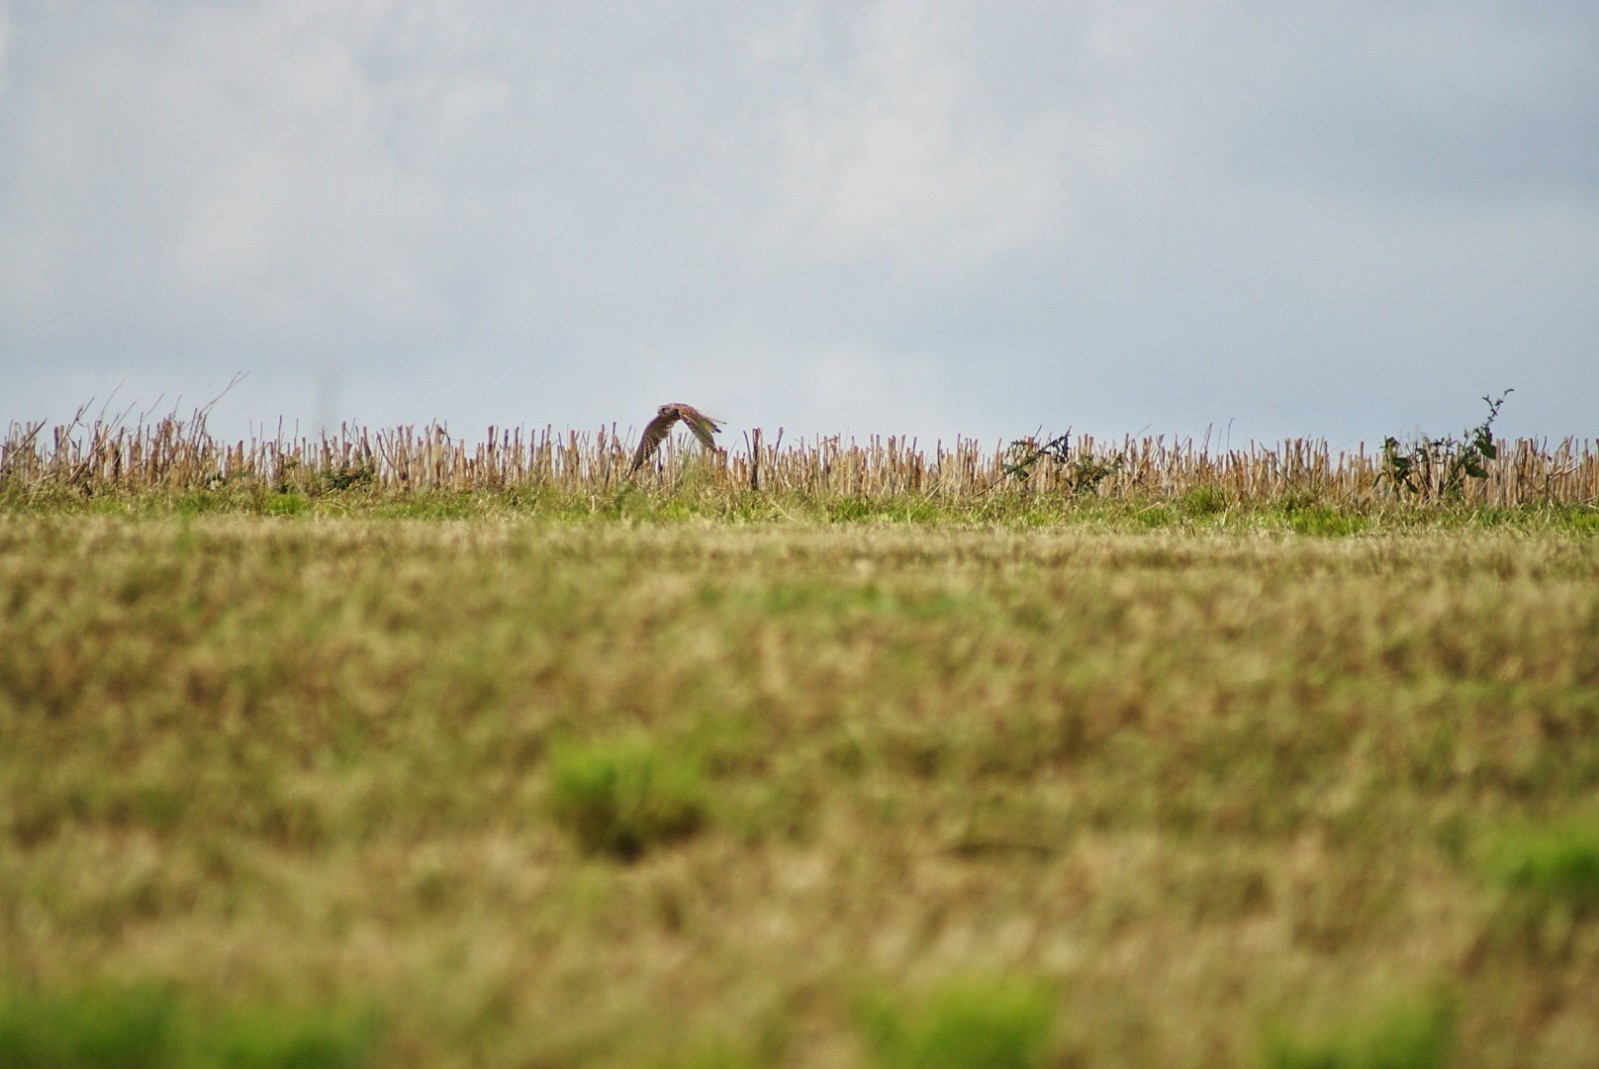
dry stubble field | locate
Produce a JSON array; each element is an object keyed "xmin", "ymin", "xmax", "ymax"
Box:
[{"xmin": 2, "ymin": 504, "xmax": 1598, "ymax": 1069}]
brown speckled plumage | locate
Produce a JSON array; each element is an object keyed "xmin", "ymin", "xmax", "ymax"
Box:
[{"xmin": 629, "ymin": 403, "xmax": 724, "ymax": 473}]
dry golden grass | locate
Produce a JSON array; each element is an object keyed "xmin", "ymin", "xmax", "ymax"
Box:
[
  {"xmin": 2, "ymin": 513, "xmax": 1597, "ymax": 1067},
  {"xmin": 4, "ymin": 413, "xmax": 1598, "ymax": 508}
]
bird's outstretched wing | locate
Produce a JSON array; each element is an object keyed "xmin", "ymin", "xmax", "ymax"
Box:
[
  {"xmin": 672, "ymin": 403, "xmax": 724, "ymax": 450},
  {"xmin": 629, "ymin": 402, "xmax": 724, "ymax": 474},
  {"xmin": 630, "ymin": 407, "xmax": 681, "ymax": 472}
]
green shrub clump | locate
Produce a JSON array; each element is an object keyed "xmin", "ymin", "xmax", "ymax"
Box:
[
  {"xmin": 0, "ymin": 984, "xmax": 378, "ymax": 1069},
  {"xmin": 1262, "ymin": 993, "xmax": 1454, "ymax": 1069},
  {"xmin": 857, "ymin": 974, "xmax": 1058, "ymax": 1069},
  {"xmin": 547, "ymin": 735, "xmax": 709, "ymax": 859},
  {"xmin": 1488, "ymin": 818, "xmax": 1599, "ymax": 917}
]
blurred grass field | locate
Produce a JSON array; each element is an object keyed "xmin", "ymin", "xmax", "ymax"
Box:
[{"xmin": 2, "ymin": 501, "xmax": 1597, "ymax": 1068}]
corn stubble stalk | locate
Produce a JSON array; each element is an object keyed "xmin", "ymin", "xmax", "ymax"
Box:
[{"xmin": 3, "ymin": 416, "xmax": 1598, "ymax": 507}]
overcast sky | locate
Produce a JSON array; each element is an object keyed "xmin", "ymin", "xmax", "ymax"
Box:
[{"xmin": 2, "ymin": 1, "xmax": 1596, "ymax": 450}]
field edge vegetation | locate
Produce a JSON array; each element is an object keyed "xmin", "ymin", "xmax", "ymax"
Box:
[{"xmin": 4, "ymin": 404, "xmax": 1597, "ymax": 518}]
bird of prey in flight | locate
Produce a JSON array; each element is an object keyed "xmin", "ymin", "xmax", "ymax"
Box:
[{"xmin": 629, "ymin": 402, "xmax": 724, "ymax": 473}]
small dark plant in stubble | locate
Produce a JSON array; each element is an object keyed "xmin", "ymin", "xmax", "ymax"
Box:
[{"xmin": 1380, "ymin": 389, "xmax": 1513, "ymax": 501}]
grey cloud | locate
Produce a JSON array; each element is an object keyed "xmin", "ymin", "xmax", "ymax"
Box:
[{"xmin": 1, "ymin": 1, "xmax": 1594, "ymax": 446}]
